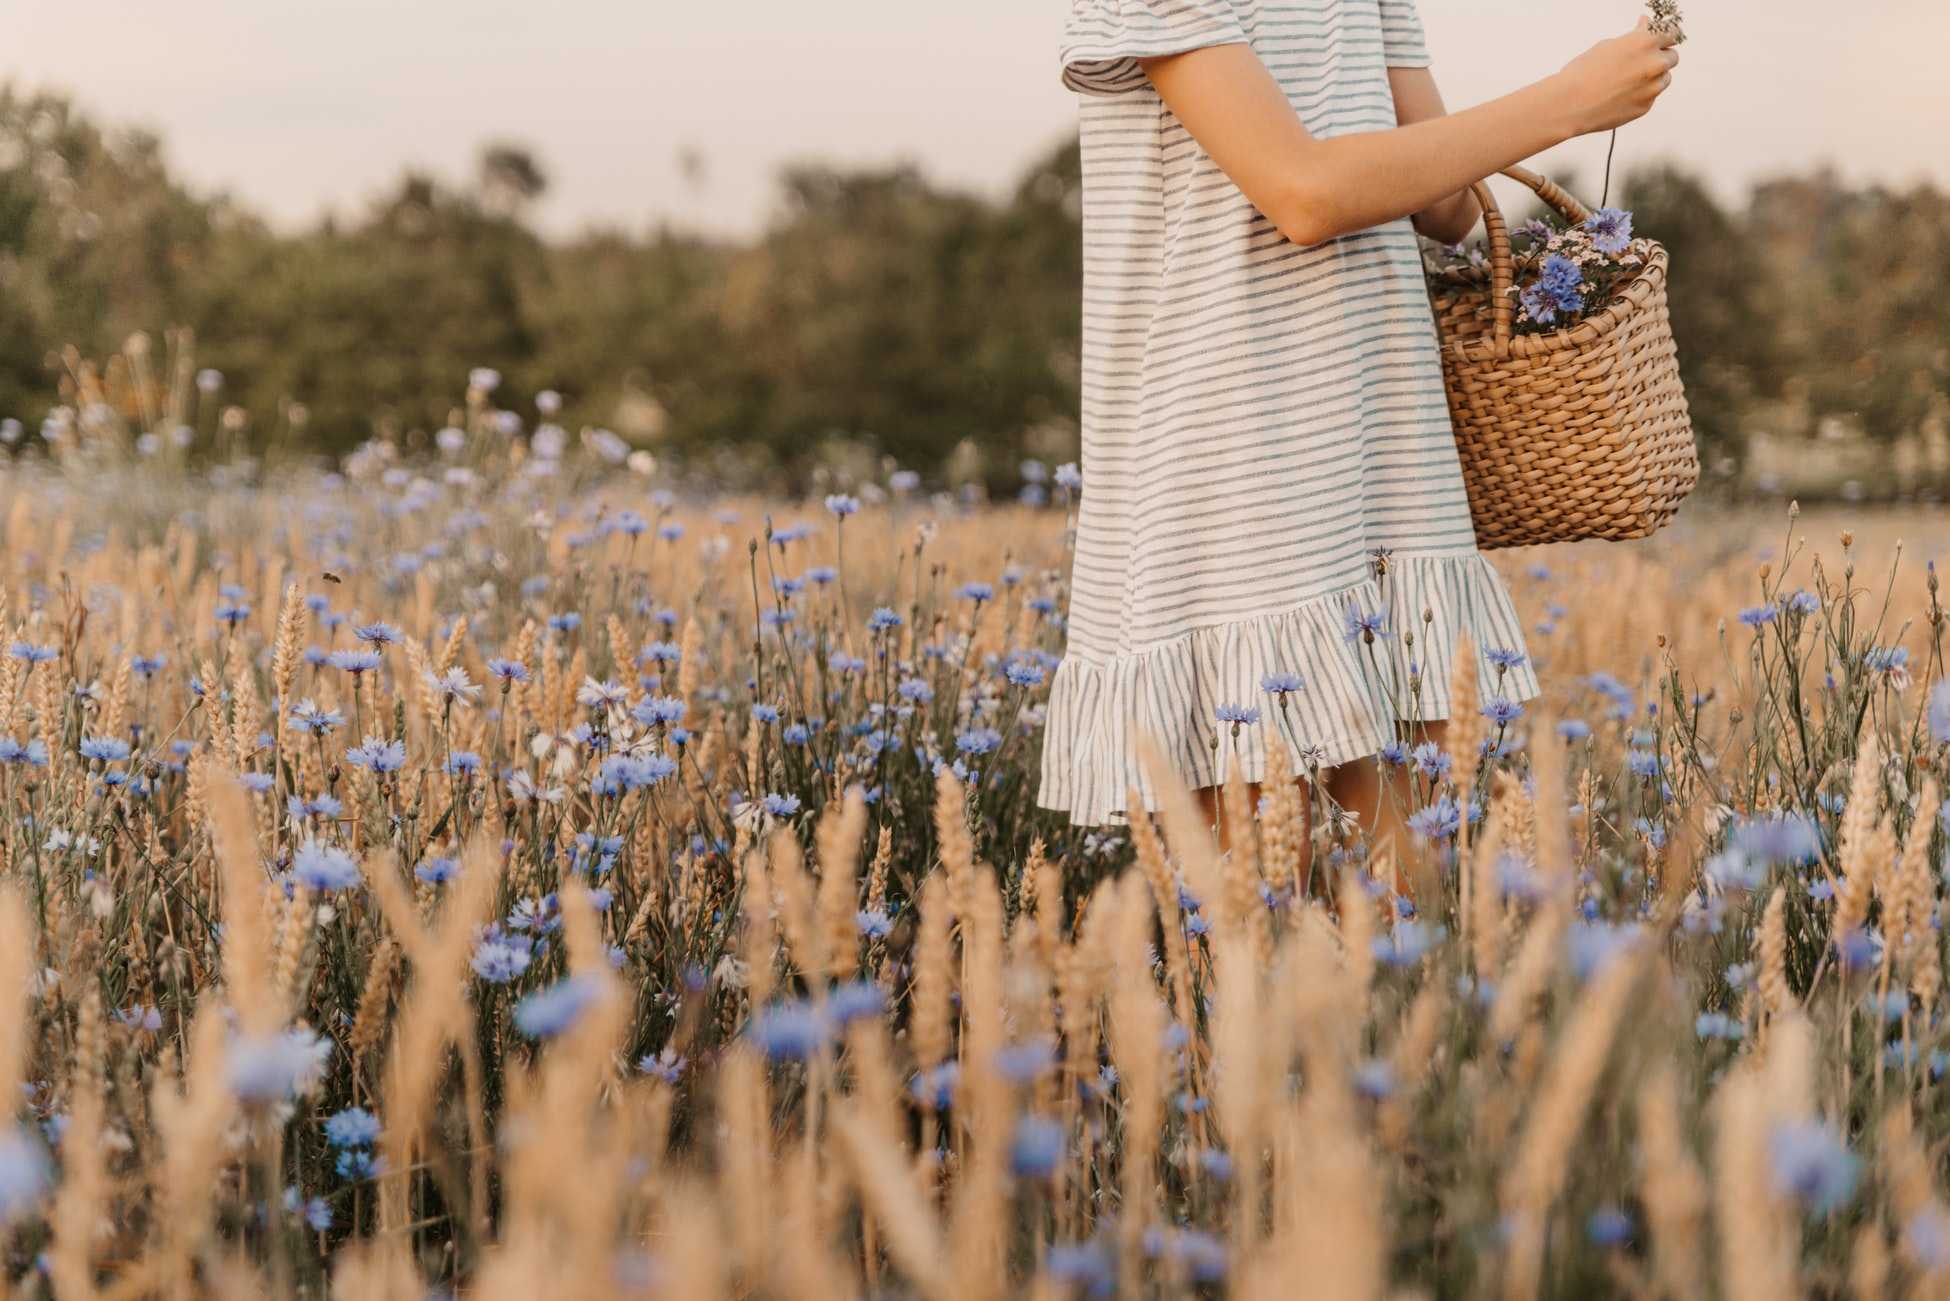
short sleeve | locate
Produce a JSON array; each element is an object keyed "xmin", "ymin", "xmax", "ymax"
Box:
[
  {"xmin": 1378, "ymin": 0, "xmax": 1433, "ymax": 68},
  {"xmin": 1058, "ymin": 0, "xmax": 1249, "ymax": 97}
]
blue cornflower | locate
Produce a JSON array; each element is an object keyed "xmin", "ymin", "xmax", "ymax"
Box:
[
  {"xmin": 78, "ymin": 736, "xmax": 131, "ymax": 763},
  {"xmin": 288, "ymin": 793, "xmax": 342, "ymax": 821},
  {"xmin": 1730, "ymin": 814, "xmax": 1821, "ymax": 866},
  {"xmin": 215, "ymin": 600, "xmax": 252, "ymax": 627},
  {"xmin": 445, "ymin": 750, "xmax": 483, "ymax": 776},
  {"xmin": 1738, "ymin": 605, "xmax": 1778, "ymax": 627},
  {"xmin": 0, "ymin": 1128, "xmax": 51, "ymax": 1221},
  {"xmin": 824, "ymin": 494, "xmax": 860, "ymax": 517},
  {"xmin": 1352, "ymin": 1059, "xmax": 1396, "ymax": 1100},
  {"xmin": 345, "ymin": 737, "xmax": 406, "ymax": 773},
  {"xmin": 1566, "ymin": 921, "xmax": 1640, "ymax": 982},
  {"xmin": 639, "ymin": 1048, "xmax": 687, "ymax": 1084},
  {"xmin": 826, "ymin": 981, "xmax": 886, "ymax": 1027},
  {"xmin": 750, "ymin": 703, "xmax": 781, "ymax": 724},
  {"xmin": 633, "ymin": 695, "xmax": 687, "ymax": 726},
  {"xmin": 1215, "ymin": 703, "xmax": 1260, "ymax": 730},
  {"xmin": 955, "ymin": 728, "xmax": 1003, "ymax": 755},
  {"xmin": 352, "ymin": 621, "xmax": 401, "ymax": 646},
  {"xmin": 487, "ymin": 658, "xmax": 531, "ymax": 684},
  {"xmin": 8, "ymin": 642, "xmax": 58, "ymax": 664},
  {"xmin": 324, "ymin": 1107, "xmax": 381, "ymax": 1149},
  {"xmin": 1770, "ymin": 1122, "xmax": 1859, "ymax": 1216},
  {"xmin": 284, "ymin": 1185, "xmax": 333, "ymax": 1231},
  {"xmin": 289, "ymin": 700, "xmax": 345, "ymax": 735},
  {"xmin": 1586, "ymin": 1207, "xmax": 1634, "ymax": 1247},
  {"xmin": 957, "ymin": 582, "xmax": 994, "ymax": 603},
  {"xmin": 513, "ymin": 976, "xmax": 604, "ymax": 1040},
  {"xmin": 1261, "ymin": 672, "xmax": 1304, "ymax": 697},
  {"xmin": 1004, "ymin": 659, "xmax": 1045, "ymax": 688},
  {"xmin": 1407, "ymin": 796, "xmax": 1461, "ymax": 840},
  {"xmin": 1409, "ymin": 742, "xmax": 1450, "ymax": 778},
  {"xmin": 1931, "ymin": 681, "xmax": 1950, "ymax": 745},
  {"xmin": 897, "ymin": 678, "xmax": 933, "ymax": 704},
  {"xmin": 1372, "ymin": 919, "xmax": 1445, "ymax": 966},
  {"xmin": 994, "ymin": 1039, "xmax": 1057, "ymax": 1084},
  {"xmin": 1343, "ymin": 609, "xmax": 1389, "ymax": 643},
  {"xmin": 130, "ymin": 653, "xmax": 167, "ymax": 678},
  {"xmin": 1694, "ymin": 1011, "xmax": 1746, "ymax": 1042},
  {"xmin": 335, "ymin": 1149, "xmax": 384, "ymax": 1181},
  {"xmin": 292, "ymin": 841, "xmax": 361, "ymax": 892},
  {"xmin": 909, "ymin": 1062, "xmax": 960, "ymax": 1110},
  {"xmin": 1557, "ymin": 718, "xmax": 1592, "ymax": 741},
  {"xmin": 471, "ymin": 934, "xmax": 533, "ymax": 983},
  {"xmin": 1539, "ymin": 253, "xmax": 1584, "ymax": 312},
  {"xmin": 1485, "ymin": 646, "xmax": 1528, "ymax": 670},
  {"xmin": 1583, "ymin": 207, "xmax": 1634, "ymax": 256},
  {"xmin": 227, "ymin": 1027, "xmax": 332, "ymax": 1102},
  {"xmin": 856, "ymin": 909, "xmax": 892, "ymax": 939},
  {"xmin": 749, "ymin": 999, "xmax": 829, "ymax": 1061},
  {"xmin": 327, "ymin": 649, "xmax": 383, "ymax": 675},
  {"xmin": 1864, "ymin": 989, "xmax": 1911, "ymax": 1023},
  {"xmin": 2, "ymin": 737, "xmax": 50, "ymax": 769},
  {"xmin": 1010, "ymin": 1116, "xmax": 1065, "ymax": 1179},
  {"xmin": 1481, "ymin": 697, "xmax": 1524, "ymax": 726},
  {"xmin": 866, "ymin": 607, "xmax": 903, "ymax": 634},
  {"xmin": 761, "ymin": 792, "xmax": 801, "ymax": 818},
  {"xmin": 415, "ymin": 856, "xmax": 460, "ymax": 884}
]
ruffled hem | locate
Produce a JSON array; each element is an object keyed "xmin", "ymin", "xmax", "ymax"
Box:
[{"xmin": 1036, "ymin": 550, "xmax": 1542, "ymax": 827}]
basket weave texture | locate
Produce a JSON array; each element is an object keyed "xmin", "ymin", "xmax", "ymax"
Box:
[{"xmin": 1429, "ymin": 166, "xmax": 1699, "ymax": 549}]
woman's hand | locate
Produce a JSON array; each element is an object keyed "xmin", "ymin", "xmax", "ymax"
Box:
[{"xmin": 1550, "ymin": 18, "xmax": 1682, "ymax": 137}]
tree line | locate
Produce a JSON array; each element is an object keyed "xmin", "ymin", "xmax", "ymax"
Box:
[{"xmin": 1, "ymin": 86, "xmax": 1945, "ymax": 493}]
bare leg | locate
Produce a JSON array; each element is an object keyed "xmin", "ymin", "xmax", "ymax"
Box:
[{"xmin": 1326, "ymin": 721, "xmax": 1450, "ymax": 900}]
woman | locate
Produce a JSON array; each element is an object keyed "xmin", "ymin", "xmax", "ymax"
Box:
[{"xmin": 1038, "ymin": 1, "xmax": 1680, "ymax": 838}]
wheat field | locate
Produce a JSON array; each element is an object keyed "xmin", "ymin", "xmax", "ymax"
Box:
[{"xmin": 0, "ymin": 374, "xmax": 1946, "ymax": 1298}]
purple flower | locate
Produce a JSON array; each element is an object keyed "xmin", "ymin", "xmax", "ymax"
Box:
[
  {"xmin": 1584, "ymin": 207, "xmax": 1634, "ymax": 257},
  {"xmin": 1010, "ymin": 1115, "xmax": 1065, "ymax": 1179},
  {"xmin": 749, "ymin": 999, "xmax": 828, "ymax": 1061},
  {"xmin": 513, "ymin": 976, "xmax": 604, "ymax": 1040},
  {"xmin": 1770, "ymin": 1122, "xmax": 1859, "ymax": 1215},
  {"xmin": 292, "ymin": 841, "xmax": 361, "ymax": 892},
  {"xmin": 324, "ymin": 1107, "xmax": 381, "ymax": 1149}
]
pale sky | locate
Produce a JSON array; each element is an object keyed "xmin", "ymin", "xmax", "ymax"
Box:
[{"xmin": 1, "ymin": 0, "xmax": 1943, "ymax": 238}]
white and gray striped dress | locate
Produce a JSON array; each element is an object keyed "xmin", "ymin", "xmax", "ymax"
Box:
[{"xmin": 1040, "ymin": 0, "xmax": 1541, "ymax": 827}]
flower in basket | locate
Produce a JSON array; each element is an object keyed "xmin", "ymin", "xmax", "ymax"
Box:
[{"xmin": 1425, "ymin": 205, "xmax": 1654, "ymax": 336}]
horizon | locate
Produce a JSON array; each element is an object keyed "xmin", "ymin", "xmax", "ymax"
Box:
[{"xmin": 2, "ymin": 0, "xmax": 1945, "ymax": 240}]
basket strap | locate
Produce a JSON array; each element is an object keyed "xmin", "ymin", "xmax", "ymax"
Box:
[{"xmin": 1473, "ymin": 166, "xmax": 1601, "ymax": 353}]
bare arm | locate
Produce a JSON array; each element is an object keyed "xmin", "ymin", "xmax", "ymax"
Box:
[
  {"xmin": 1388, "ymin": 67, "xmax": 1480, "ymax": 246},
  {"xmin": 1138, "ymin": 21, "xmax": 1679, "ymax": 249}
]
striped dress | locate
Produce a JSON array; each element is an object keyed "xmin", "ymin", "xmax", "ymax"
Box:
[{"xmin": 1040, "ymin": 0, "xmax": 1541, "ymax": 827}]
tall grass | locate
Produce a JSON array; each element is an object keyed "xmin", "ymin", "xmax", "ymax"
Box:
[{"xmin": 0, "ymin": 375, "xmax": 1947, "ymax": 1297}]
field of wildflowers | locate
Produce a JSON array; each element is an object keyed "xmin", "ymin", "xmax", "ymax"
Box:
[{"xmin": 1, "ymin": 364, "xmax": 1948, "ymax": 1299}]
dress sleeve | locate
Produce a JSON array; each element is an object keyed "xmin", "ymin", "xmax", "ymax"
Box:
[
  {"xmin": 1377, "ymin": 0, "xmax": 1433, "ymax": 68},
  {"xmin": 1058, "ymin": 0, "xmax": 1250, "ymax": 97}
]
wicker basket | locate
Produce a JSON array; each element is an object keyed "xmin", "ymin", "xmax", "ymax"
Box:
[{"xmin": 1428, "ymin": 166, "xmax": 1698, "ymax": 549}]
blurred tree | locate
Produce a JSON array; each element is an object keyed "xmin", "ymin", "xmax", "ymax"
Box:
[
  {"xmin": 2, "ymin": 86, "xmax": 1945, "ymax": 495},
  {"xmin": 479, "ymin": 142, "xmax": 549, "ymax": 217}
]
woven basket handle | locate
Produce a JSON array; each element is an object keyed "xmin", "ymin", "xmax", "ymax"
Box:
[{"xmin": 1470, "ymin": 166, "xmax": 1596, "ymax": 348}]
